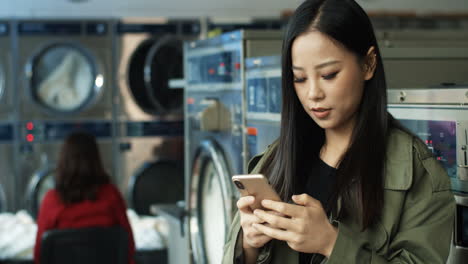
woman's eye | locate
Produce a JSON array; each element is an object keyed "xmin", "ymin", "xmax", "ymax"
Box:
[
  {"xmin": 322, "ymin": 71, "xmax": 338, "ymax": 80},
  {"xmin": 293, "ymin": 77, "xmax": 306, "ymax": 83}
]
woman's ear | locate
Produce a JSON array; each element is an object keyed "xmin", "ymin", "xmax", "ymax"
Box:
[{"xmin": 364, "ymin": 46, "xmax": 377, "ymax": 81}]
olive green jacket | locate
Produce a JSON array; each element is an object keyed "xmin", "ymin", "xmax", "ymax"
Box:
[{"xmin": 222, "ymin": 128, "xmax": 455, "ymax": 264}]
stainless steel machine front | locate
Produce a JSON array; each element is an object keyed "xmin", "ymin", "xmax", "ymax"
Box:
[
  {"xmin": 14, "ymin": 20, "xmax": 116, "ymax": 214},
  {"xmin": 184, "ymin": 30, "xmax": 282, "ymax": 264},
  {"xmin": 388, "ymin": 88, "xmax": 468, "ymax": 264},
  {"xmin": 374, "ymin": 30, "xmax": 468, "ymax": 89},
  {"xmin": 115, "ymin": 18, "xmax": 200, "ymax": 119}
]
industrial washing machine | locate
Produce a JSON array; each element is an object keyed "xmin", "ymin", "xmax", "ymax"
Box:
[
  {"xmin": 245, "ymin": 56, "xmax": 282, "ymax": 161},
  {"xmin": 114, "ymin": 19, "xmax": 200, "ymax": 212},
  {"xmin": 185, "ymin": 30, "xmax": 282, "ymax": 264},
  {"xmin": 388, "ymin": 87, "xmax": 468, "ymax": 264},
  {"xmin": 378, "ymin": 32, "xmax": 468, "ymax": 89},
  {"xmin": 0, "ymin": 20, "xmax": 16, "ymax": 212},
  {"xmin": 15, "ymin": 19, "xmax": 116, "ymax": 216}
]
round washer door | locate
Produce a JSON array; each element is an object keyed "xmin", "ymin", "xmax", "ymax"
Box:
[
  {"xmin": 189, "ymin": 140, "xmax": 236, "ymax": 264},
  {"xmin": 26, "ymin": 168, "xmax": 55, "ymax": 219},
  {"xmin": 128, "ymin": 36, "xmax": 184, "ymax": 115},
  {"xmin": 128, "ymin": 159, "xmax": 184, "ymax": 215},
  {"xmin": 28, "ymin": 44, "xmax": 102, "ymax": 114}
]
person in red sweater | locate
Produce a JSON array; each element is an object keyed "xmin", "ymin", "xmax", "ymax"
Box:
[{"xmin": 34, "ymin": 131, "xmax": 135, "ymax": 264}]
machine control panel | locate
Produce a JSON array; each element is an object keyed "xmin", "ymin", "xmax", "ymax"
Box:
[
  {"xmin": 187, "ymin": 50, "xmax": 241, "ymax": 84},
  {"xmin": 398, "ymin": 119, "xmax": 468, "ymax": 193},
  {"xmin": 18, "ymin": 21, "xmax": 108, "ymax": 36},
  {"xmin": 21, "ymin": 120, "xmax": 112, "ymax": 143}
]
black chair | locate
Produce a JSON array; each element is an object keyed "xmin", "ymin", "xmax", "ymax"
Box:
[{"xmin": 40, "ymin": 226, "xmax": 128, "ymax": 264}]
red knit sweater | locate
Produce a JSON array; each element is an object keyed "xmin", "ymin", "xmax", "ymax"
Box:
[{"xmin": 34, "ymin": 183, "xmax": 135, "ymax": 264}]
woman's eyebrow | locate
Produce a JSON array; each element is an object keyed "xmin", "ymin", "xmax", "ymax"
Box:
[{"xmin": 292, "ymin": 60, "xmax": 341, "ymax": 71}]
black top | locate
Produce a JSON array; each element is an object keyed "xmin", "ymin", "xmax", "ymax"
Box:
[{"xmin": 298, "ymin": 158, "xmax": 337, "ymax": 264}]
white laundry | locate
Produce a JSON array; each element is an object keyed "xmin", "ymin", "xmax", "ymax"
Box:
[
  {"xmin": 37, "ymin": 49, "xmax": 93, "ymax": 111},
  {"xmin": 0, "ymin": 209, "xmax": 167, "ymax": 261},
  {"xmin": 0, "ymin": 211, "xmax": 36, "ymax": 260},
  {"xmin": 126, "ymin": 209, "xmax": 168, "ymax": 250}
]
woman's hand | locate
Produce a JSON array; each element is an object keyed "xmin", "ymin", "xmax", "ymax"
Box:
[
  {"xmin": 251, "ymin": 194, "xmax": 338, "ymax": 257},
  {"xmin": 237, "ymin": 196, "xmax": 273, "ymax": 249}
]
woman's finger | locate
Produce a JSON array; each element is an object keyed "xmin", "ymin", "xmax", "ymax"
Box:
[
  {"xmin": 261, "ymin": 200, "xmax": 303, "ymax": 217},
  {"xmin": 237, "ymin": 196, "xmax": 255, "ymax": 213},
  {"xmin": 253, "ymin": 209, "xmax": 295, "ymax": 231}
]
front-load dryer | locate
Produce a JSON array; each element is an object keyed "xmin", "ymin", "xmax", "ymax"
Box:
[
  {"xmin": 16, "ymin": 19, "xmax": 114, "ymax": 120},
  {"xmin": 114, "ymin": 19, "xmax": 200, "ymax": 209},
  {"xmin": 15, "ymin": 19, "xmax": 116, "ymax": 215}
]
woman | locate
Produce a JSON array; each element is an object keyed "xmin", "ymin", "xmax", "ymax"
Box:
[
  {"xmin": 34, "ymin": 131, "xmax": 135, "ymax": 264},
  {"xmin": 223, "ymin": 0, "xmax": 455, "ymax": 263}
]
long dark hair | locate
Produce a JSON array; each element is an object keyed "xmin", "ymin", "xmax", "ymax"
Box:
[
  {"xmin": 55, "ymin": 131, "xmax": 110, "ymax": 204},
  {"xmin": 261, "ymin": 0, "xmax": 392, "ymax": 229}
]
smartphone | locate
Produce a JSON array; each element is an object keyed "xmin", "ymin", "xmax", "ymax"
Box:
[{"xmin": 232, "ymin": 174, "xmax": 281, "ymax": 210}]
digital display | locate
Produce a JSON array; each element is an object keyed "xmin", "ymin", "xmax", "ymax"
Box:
[
  {"xmin": 44, "ymin": 121, "xmax": 112, "ymax": 140},
  {"xmin": 398, "ymin": 120, "xmax": 457, "ymax": 178},
  {"xmin": 19, "ymin": 22, "xmax": 82, "ymax": 35}
]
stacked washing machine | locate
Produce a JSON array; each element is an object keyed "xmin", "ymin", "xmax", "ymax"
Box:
[
  {"xmin": 14, "ymin": 19, "xmax": 115, "ymax": 217},
  {"xmin": 184, "ymin": 30, "xmax": 282, "ymax": 264},
  {"xmin": 381, "ymin": 31, "xmax": 468, "ymax": 264},
  {"xmin": 114, "ymin": 18, "xmax": 200, "ymax": 214},
  {"xmin": 378, "ymin": 30, "xmax": 468, "ymax": 89},
  {"xmin": 245, "ymin": 56, "xmax": 282, "ymax": 160},
  {"xmin": 0, "ymin": 20, "xmax": 16, "ymax": 212}
]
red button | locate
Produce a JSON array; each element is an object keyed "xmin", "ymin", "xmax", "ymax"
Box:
[
  {"xmin": 26, "ymin": 122, "xmax": 34, "ymax": 130},
  {"xmin": 26, "ymin": 134, "xmax": 34, "ymax": 142},
  {"xmin": 247, "ymin": 127, "xmax": 258, "ymax": 136}
]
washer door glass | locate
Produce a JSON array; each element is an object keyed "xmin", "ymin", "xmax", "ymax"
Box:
[
  {"xmin": 145, "ymin": 37, "xmax": 183, "ymax": 113},
  {"xmin": 200, "ymin": 160, "xmax": 228, "ymax": 264},
  {"xmin": 37, "ymin": 173, "xmax": 55, "ymax": 206},
  {"xmin": 0, "ymin": 183, "xmax": 6, "ymax": 212},
  {"xmin": 128, "ymin": 37, "xmax": 183, "ymax": 115},
  {"xmin": 28, "ymin": 170, "xmax": 55, "ymax": 218},
  {"xmin": 0, "ymin": 63, "xmax": 4, "ymax": 101},
  {"xmin": 31, "ymin": 45, "xmax": 96, "ymax": 112}
]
